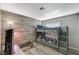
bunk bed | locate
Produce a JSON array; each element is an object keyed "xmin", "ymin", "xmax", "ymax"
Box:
[{"xmin": 36, "ymin": 25, "xmax": 69, "ymax": 54}]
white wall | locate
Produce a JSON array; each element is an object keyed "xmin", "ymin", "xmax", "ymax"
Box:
[
  {"xmin": 76, "ymin": 14, "xmax": 79, "ymax": 50},
  {"xmin": 43, "ymin": 14, "xmax": 79, "ymax": 51}
]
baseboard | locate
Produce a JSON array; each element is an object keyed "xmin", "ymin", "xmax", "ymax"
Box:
[{"xmin": 69, "ymin": 47, "xmax": 79, "ymax": 55}]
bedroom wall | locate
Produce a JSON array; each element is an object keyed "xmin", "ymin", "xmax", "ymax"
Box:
[
  {"xmin": 42, "ymin": 14, "xmax": 79, "ymax": 51},
  {"xmin": 0, "ymin": 9, "xmax": 1, "ymax": 52},
  {"xmin": 76, "ymin": 14, "xmax": 79, "ymax": 50},
  {"xmin": 1, "ymin": 10, "xmax": 39, "ymax": 46}
]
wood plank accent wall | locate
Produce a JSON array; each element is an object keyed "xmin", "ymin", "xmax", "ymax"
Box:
[
  {"xmin": 0, "ymin": 9, "xmax": 1, "ymax": 51},
  {"xmin": 1, "ymin": 10, "xmax": 39, "ymax": 46}
]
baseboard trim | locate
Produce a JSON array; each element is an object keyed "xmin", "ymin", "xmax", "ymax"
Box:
[{"xmin": 69, "ymin": 47, "xmax": 79, "ymax": 55}]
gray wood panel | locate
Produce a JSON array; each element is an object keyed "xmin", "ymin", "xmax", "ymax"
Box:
[{"xmin": 1, "ymin": 10, "xmax": 39, "ymax": 46}]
